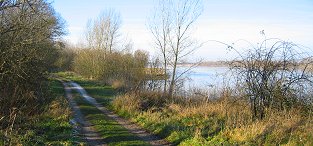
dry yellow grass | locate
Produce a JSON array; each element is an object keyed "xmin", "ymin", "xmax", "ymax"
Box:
[
  {"xmin": 111, "ymin": 80, "xmax": 124, "ymax": 89},
  {"xmin": 112, "ymin": 91, "xmax": 313, "ymax": 145},
  {"xmin": 48, "ymin": 96, "xmax": 71, "ymax": 118},
  {"xmin": 113, "ymin": 93, "xmax": 141, "ymax": 114}
]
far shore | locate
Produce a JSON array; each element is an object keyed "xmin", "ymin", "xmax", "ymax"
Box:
[{"xmin": 177, "ymin": 61, "xmax": 229, "ymax": 67}]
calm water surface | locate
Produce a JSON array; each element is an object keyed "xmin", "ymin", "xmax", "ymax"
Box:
[{"xmin": 176, "ymin": 66, "xmax": 230, "ymax": 89}]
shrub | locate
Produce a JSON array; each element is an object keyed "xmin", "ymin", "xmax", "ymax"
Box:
[
  {"xmin": 229, "ymin": 38, "xmax": 313, "ymax": 120},
  {"xmin": 0, "ymin": 0, "xmax": 65, "ymax": 129},
  {"xmin": 72, "ymin": 49, "xmax": 148, "ymax": 90}
]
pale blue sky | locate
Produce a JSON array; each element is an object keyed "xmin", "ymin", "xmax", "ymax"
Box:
[{"xmin": 53, "ymin": 0, "xmax": 313, "ymax": 61}]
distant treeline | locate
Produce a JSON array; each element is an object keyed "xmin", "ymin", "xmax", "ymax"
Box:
[{"xmin": 178, "ymin": 61, "xmax": 228, "ymax": 67}]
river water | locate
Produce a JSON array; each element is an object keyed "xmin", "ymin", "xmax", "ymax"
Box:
[
  {"xmin": 175, "ymin": 66, "xmax": 231, "ymax": 90},
  {"xmin": 172, "ymin": 66, "xmax": 313, "ymax": 104}
]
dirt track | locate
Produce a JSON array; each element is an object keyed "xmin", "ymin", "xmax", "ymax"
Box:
[
  {"xmin": 63, "ymin": 82, "xmax": 107, "ymax": 146},
  {"xmin": 62, "ymin": 81, "xmax": 171, "ymax": 146}
]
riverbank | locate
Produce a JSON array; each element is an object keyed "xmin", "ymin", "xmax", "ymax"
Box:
[
  {"xmin": 58, "ymin": 72, "xmax": 313, "ymax": 145},
  {"xmin": 112, "ymin": 93, "xmax": 313, "ymax": 145}
]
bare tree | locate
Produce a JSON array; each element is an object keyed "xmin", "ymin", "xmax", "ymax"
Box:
[
  {"xmin": 82, "ymin": 9, "xmax": 121, "ymax": 79},
  {"xmin": 229, "ymin": 38, "xmax": 313, "ymax": 120},
  {"xmin": 149, "ymin": 0, "xmax": 203, "ymax": 96},
  {"xmin": 148, "ymin": 0, "xmax": 172, "ymax": 93},
  {"xmin": 85, "ymin": 9, "xmax": 121, "ymax": 55}
]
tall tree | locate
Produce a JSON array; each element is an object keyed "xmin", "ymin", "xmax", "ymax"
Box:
[
  {"xmin": 85, "ymin": 9, "xmax": 121, "ymax": 54},
  {"xmin": 148, "ymin": 0, "xmax": 171, "ymax": 93},
  {"xmin": 149, "ymin": 0, "xmax": 203, "ymax": 96},
  {"xmin": 82, "ymin": 9, "xmax": 121, "ymax": 79}
]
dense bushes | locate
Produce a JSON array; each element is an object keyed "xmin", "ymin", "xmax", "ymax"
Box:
[
  {"xmin": 70, "ymin": 9, "xmax": 150, "ymax": 91},
  {"xmin": 53, "ymin": 42, "xmax": 75, "ymax": 72},
  {"xmin": 0, "ymin": 80, "xmax": 77, "ymax": 145},
  {"xmin": 0, "ymin": 0, "xmax": 64, "ymax": 130},
  {"xmin": 72, "ymin": 49, "xmax": 105, "ymax": 79},
  {"xmin": 73, "ymin": 49, "xmax": 148, "ymax": 90}
]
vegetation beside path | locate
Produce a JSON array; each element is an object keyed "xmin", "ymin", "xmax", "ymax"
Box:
[
  {"xmin": 0, "ymin": 79, "xmax": 82, "ymax": 145},
  {"xmin": 71, "ymin": 90, "xmax": 149, "ymax": 146},
  {"xmin": 112, "ymin": 93, "xmax": 313, "ymax": 145},
  {"xmin": 1, "ymin": 72, "xmax": 149, "ymax": 146},
  {"xmin": 58, "ymin": 72, "xmax": 313, "ymax": 146}
]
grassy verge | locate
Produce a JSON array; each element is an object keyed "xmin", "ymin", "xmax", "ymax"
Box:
[
  {"xmin": 71, "ymin": 91, "xmax": 149, "ymax": 146},
  {"xmin": 0, "ymin": 79, "xmax": 81, "ymax": 145},
  {"xmin": 112, "ymin": 93, "xmax": 313, "ymax": 145},
  {"xmin": 57, "ymin": 72, "xmax": 313, "ymax": 145}
]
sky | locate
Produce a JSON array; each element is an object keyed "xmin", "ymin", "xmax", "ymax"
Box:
[{"xmin": 52, "ymin": 0, "xmax": 313, "ymax": 61}]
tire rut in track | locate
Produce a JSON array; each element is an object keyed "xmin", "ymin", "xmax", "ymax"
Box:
[
  {"xmin": 69, "ymin": 81, "xmax": 172, "ymax": 146},
  {"xmin": 62, "ymin": 81, "xmax": 107, "ymax": 146}
]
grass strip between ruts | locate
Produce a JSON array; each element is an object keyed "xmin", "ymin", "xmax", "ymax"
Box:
[{"xmin": 71, "ymin": 91, "xmax": 149, "ymax": 146}]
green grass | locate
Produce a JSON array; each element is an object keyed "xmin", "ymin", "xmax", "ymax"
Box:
[
  {"xmin": 77, "ymin": 82, "xmax": 115, "ymax": 107},
  {"xmin": 60, "ymin": 75, "xmax": 201, "ymax": 145},
  {"xmin": 57, "ymin": 72, "xmax": 150, "ymax": 145},
  {"xmin": 55, "ymin": 71, "xmax": 84, "ymax": 82},
  {"xmin": 72, "ymin": 92, "xmax": 149, "ymax": 146},
  {"xmin": 55, "ymin": 72, "xmax": 116, "ymax": 106},
  {"xmin": 0, "ymin": 79, "xmax": 82, "ymax": 145},
  {"xmin": 54, "ymin": 71, "xmax": 313, "ymax": 145},
  {"xmin": 52, "ymin": 74, "xmax": 149, "ymax": 145}
]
